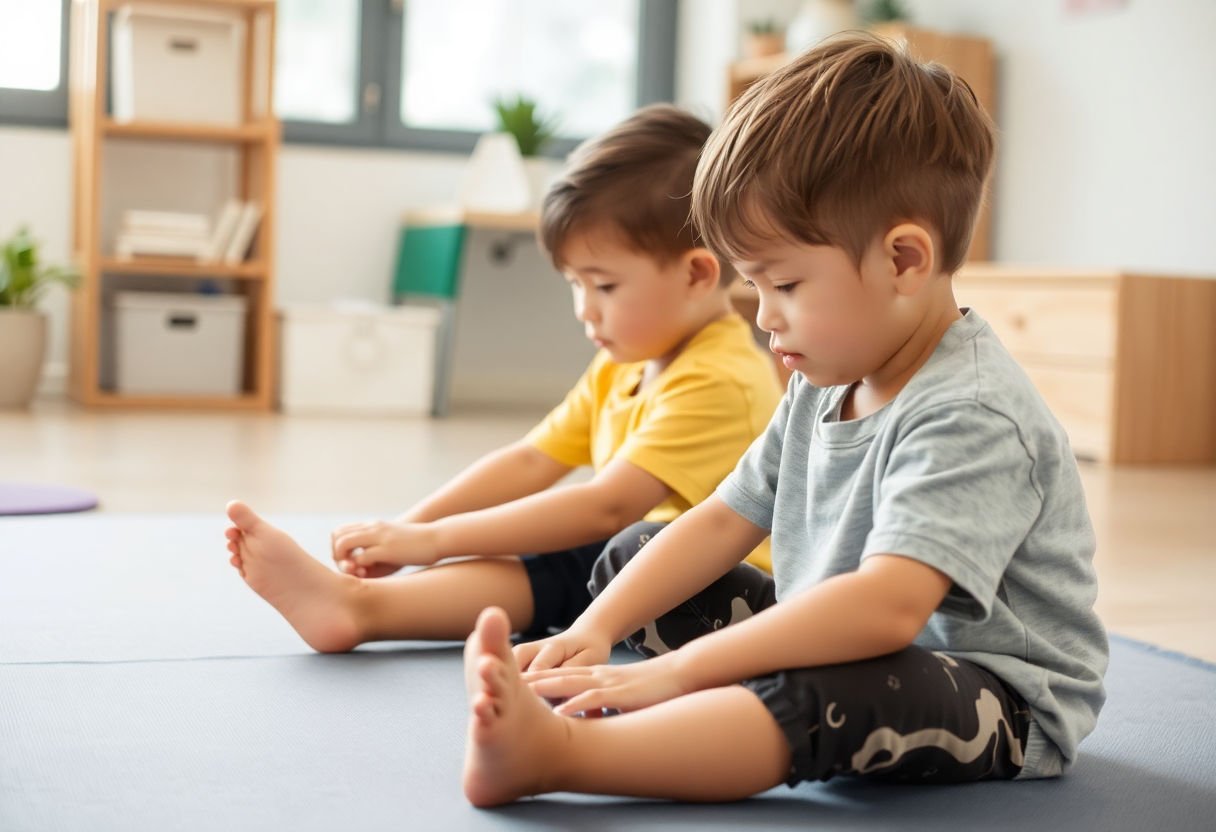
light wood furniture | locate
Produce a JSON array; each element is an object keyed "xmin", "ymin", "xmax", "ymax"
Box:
[
  {"xmin": 69, "ymin": 0, "xmax": 279, "ymax": 410},
  {"xmin": 725, "ymin": 24, "xmax": 997, "ymax": 262},
  {"xmin": 955, "ymin": 265, "xmax": 1216, "ymax": 464}
]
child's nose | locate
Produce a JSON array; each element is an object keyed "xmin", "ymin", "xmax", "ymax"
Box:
[
  {"xmin": 754, "ymin": 296, "xmax": 782, "ymax": 333},
  {"xmin": 577, "ymin": 297, "xmax": 600, "ymax": 323}
]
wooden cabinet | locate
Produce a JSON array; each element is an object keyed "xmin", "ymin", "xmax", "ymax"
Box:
[
  {"xmin": 725, "ymin": 24, "xmax": 997, "ymax": 262},
  {"xmin": 955, "ymin": 265, "xmax": 1216, "ymax": 464},
  {"xmin": 68, "ymin": 0, "xmax": 279, "ymax": 410}
]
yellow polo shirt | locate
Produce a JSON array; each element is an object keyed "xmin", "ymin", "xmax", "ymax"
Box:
[{"xmin": 526, "ymin": 313, "xmax": 780, "ymax": 572}]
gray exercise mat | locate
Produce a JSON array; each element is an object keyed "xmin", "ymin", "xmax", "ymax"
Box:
[
  {"xmin": 1, "ymin": 639, "xmax": 1213, "ymax": 831},
  {"xmin": 0, "ymin": 513, "xmax": 382, "ymax": 663},
  {"xmin": 2, "ymin": 513, "xmax": 1214, "ymax": 830}
]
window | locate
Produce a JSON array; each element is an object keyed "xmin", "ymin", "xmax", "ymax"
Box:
[
  {"xmin": 0, "ymin": 0, "xmax": 677, "ymax": 152},
  {"xmin": 0, "ymin": 0, "xmax": 70, "ymax": 126},
  {"xmin": 282, "ymin": 0, "xmax": 677, "ymax": 154},
  {"xmin": 399, "ymin": 0, "xmax": 639, "ymax": 139},
  {"xmin": 274, "ymin": 0, "xmax": 362, "ymax": 125}
]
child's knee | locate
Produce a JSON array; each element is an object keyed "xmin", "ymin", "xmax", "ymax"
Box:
[{"xmin": 588, "ymin": 521, "xmax": 668, "ymax": 597}]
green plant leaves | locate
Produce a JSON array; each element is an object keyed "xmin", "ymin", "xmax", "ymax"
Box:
[
  {"xmin": 0, "ymin": 226, "xmax": 80, "ymax": 309},
  {"xmin": 492, "ymin": 94, "xmax": 558, "ymax": 157}
]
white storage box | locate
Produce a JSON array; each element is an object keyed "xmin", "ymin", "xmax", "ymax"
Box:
[
  {"xmin": 279, "ymin": 303, "xmax": 441, "ymax": 416},
  {"xmin": 112, "ymin": 4, "xmax": 246, "ymax": 125},
  {"xmin": 115, "ymin": 291, "xmax": 247, "ymax": 396}
]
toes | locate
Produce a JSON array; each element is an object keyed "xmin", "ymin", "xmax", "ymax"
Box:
[
  {"xmin": 225, "ymin": 500, "xmax": 263, "ymax": 533},
  {"xmin": 224, "ymin": 526, "xmax": 241, "ymax": 541},
  {"xmin": 474, "ymin": 607, "xmax": 514, "ymax": 664}
]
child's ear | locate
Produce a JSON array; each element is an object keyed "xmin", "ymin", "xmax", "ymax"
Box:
[
  {"xmin": 883, "ymin": 223, "xmax": 935, "ymax": 295},
  {"xmin": 685, "ymin": 247, "xmax": 721, "ymax": 293}
]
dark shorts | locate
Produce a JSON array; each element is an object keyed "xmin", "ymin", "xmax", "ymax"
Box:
[
  {"xmin": 593, "ymin": 521, "xmax": 1032, "ymax": 786},
  {"xmin": 518, "ymin": 537, "xmax": 613, "ymax": 639}
]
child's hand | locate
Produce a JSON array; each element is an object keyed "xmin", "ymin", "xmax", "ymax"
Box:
[
  {"xmin": 522, "ymin": 652, "xmax": 690, "ymax": 717},
  {"xmin": 330, "ymin": 520, "xmax": 438, "ymax": 576},
  {"xmin": 514, "ymin": 626, "xmax": 612, "ymax": 672}
]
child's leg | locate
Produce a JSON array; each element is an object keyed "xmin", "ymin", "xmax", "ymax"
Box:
[
  {"xmin": 590, "ymin": 521, "xmax": 777, "ymax": 656},
  {"xmin": 225, "ymin": 501, "xmax": 597, "ymax": 651},
  {"xmin": 741, "ymin": 647, "xmax": 1032, "ymax": 784},
  {"xmin": 463, "ymin": 607, "xmax": 791, "ymax": 806}
]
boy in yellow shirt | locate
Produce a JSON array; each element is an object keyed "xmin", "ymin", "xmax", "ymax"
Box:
[{"xmin": 222, "ymin": 105, "xmax": 781, "ymax": 651}]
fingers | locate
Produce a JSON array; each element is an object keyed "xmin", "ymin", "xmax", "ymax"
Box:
[
  {"xmin": 513, "ymin": 641, "xmax": 542, "ymax": 672},
  {"xmin": 520, "ymin": 666, "xmax": 595, "ymax": 682},
  {"xmin": 528, "ymin": 641, "xmax": 575, "ymax": 673},
  {"xmin": 556, "ymin": 690, "xmax": 614, "ymax": 718},
  {"xmin": 527, "ymin": 673, "xmax": 601, "ymax": 701},
  {"xmin": 332, "ymin": 528, "xmax": 380, "ymax": 563}
]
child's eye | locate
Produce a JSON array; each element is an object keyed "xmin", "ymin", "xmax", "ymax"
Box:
[
  {"xmin": 595, "ymin": 284, "xmax": 616, "ymax": 294},
  {"xmin": 740, "ymin": 279, "xmax": 756, "ymax": 291},
  {"xmin": 774, "ymin": 282, "xmax": 797, "ymax": 294}
]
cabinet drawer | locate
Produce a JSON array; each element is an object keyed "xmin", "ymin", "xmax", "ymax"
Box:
[
  {"xmin": 1020, "ymin": 363, "xmax": 1114, "ymax": 460},
  {"xmin": 957, "ymin": 283, "xmax": 1118, "ymax": 364}
]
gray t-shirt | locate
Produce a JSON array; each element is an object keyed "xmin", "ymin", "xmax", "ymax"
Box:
[{"xmin": 717, "ymin": 309, "xmax": 1108, "ymax": 779}]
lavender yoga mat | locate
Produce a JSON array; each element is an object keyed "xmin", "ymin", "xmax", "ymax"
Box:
[{"xmin": 0, "ymin": 482, "xmax": 98, "ymax": 516}]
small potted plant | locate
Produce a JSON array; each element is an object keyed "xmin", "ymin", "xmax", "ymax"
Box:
[
  {"xmin": 744, "ymin": 18, "xmax": 786, "ymax": 58},
  {"xmin": 0, "ymin": 227, "xmax": 80, "ymax": 407},
  {"xmin": 492, "ymin": 94, "xmax": 559, "ymax": 209}
]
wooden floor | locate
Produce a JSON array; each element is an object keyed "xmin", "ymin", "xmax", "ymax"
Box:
[{"xmin": 4, "ymin": 398, "xmax": 1214, "ymax": 662}]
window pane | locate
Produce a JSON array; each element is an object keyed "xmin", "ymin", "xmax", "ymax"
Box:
[
  {"xmin": 401, "ymin": 0, "xmax": 638, "ymax": 139},
  {"xmin": 0, "ymin": 1, "xmax": 62, "ymax": 90},
  {"xmin": 275, "ymin": 0, "xmax": 360, "ymax": 123}
]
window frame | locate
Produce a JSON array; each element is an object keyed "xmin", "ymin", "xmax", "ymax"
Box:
[
  {"xmin": 284, "ymin": 0, "xmax": 678, "ymax": 157},
  {"xmin": 0, "ymin": 0, "xmax": 679, "ymax": 155},
  {"xmin": 0, "ymin": 0, "xmax": 71, "ymax": 129}
]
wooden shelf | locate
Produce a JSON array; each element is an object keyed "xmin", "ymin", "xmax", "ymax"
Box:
[
  {"xmin": 103, "ymin": 119, "xmax": 276, "ymax": 144},
  {"xmin": 70, "ymin": 0, "xmax": 279, "ymax": 410},
  {"xmin": 99, "ymin": 257, "xmax": 268, "ymax": 280},
  {"xmin": 99, "ymin": 0, "xmax": 274, "ymax": 11},
  {"xmin": 462, "ymin": 209, "xmax": 541, "ymax": 233}
]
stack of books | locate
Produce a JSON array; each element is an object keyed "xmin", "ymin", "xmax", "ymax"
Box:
[
  {"xmin": 114, "ymin": 200, "xmax": 263, "ymax": 264},
  {"xmin": 115, "ymin": 210, "xmax": 211, "ymax": 260}
]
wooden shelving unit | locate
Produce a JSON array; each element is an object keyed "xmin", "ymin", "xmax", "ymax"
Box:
[
  {"xmin": 725, "ymin": 23, "xmax": 996, "ymax": 262},
  {"xmin": 69, "ymin": 0, "xmax": 279, "ymax": 410}
]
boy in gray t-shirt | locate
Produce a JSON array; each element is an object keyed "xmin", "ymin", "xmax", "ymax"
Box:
[{"xmin": 457, "ymin": 33, "xmax": 1107, "ymax": 807}]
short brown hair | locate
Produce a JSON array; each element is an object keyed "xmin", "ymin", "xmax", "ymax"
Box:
[
  {"xmin": 693, "ymin": 32, "xmax": 995, "ymax": 275},
  {"xmin": 541, "ymin": 104, "xmax": 733, "ymax": 286}
]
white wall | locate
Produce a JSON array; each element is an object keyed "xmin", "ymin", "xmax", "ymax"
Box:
[
  {"xmin": 902, "ymin": 0, "xmax": 1216, "ymax": 276},
  {"xmin": 3, "ymin": 0, "xmax": 1214, "ymax": 398}
]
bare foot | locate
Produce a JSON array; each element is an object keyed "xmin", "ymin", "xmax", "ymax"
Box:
[
  {"xmin": 463, "ymin": 607, "xmax": 571, "ymax": 807},
  {"xmin": 225, "ymin": 500, "xmax": 364, "ymax": 653}
]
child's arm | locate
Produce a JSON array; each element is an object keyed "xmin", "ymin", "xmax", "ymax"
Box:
[
  {"xmin": 516, "ymin": 495, "xmax": 768, "ymax": 670},
  {"xmin": 398, "ymin": 441, "xmax": 573, "ymax": 523},
  {"xmin": 330, "ymin": 441, "xmax": 571, "ymax": 576},
  {"xmin": 528, "ymin": 554, "xmax": 952, "ymax": 716},
  {"xmin": 332, "ymin": 456, "xmax": 674, "ymax": 571}
]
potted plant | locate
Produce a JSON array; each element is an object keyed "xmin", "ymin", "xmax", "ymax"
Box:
[
  {"xmin": 492, "ymin": 94, "xmax": 559, "ymax": 209},
  {"xmin": 0, "ymin": 227, "xmax": 80, "ymax": 407},
  {"xmin": 744, "ymin": 18, "xmax": 786, "ymax": 58},
  {"xmin": 865, "ymin": 0, "xmax": 909, "ymax": 24}
]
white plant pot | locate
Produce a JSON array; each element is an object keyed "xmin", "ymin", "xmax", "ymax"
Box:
[
  {"xmin": 786, "ymin": 0, "xmax": 859, "ymax": 54},
  {"xmin": 0, "ymin": 308, "xmax": 48, "ymax": 408},
  {"xmin": 522, "ymin": 156, "xmax": 559, "ymax": 210},
  {"xmin": 459, "ymin": 131, "xmax": 530, "ymax": 213}
]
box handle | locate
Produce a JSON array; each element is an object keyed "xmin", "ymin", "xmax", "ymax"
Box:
[
  {"xmin": 167, "ymin": 313, "xmax": 198, "ymax": 330},
  {"xmin": 168, "ymin": 38, "xmax": 199, "ymax": 53}
]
